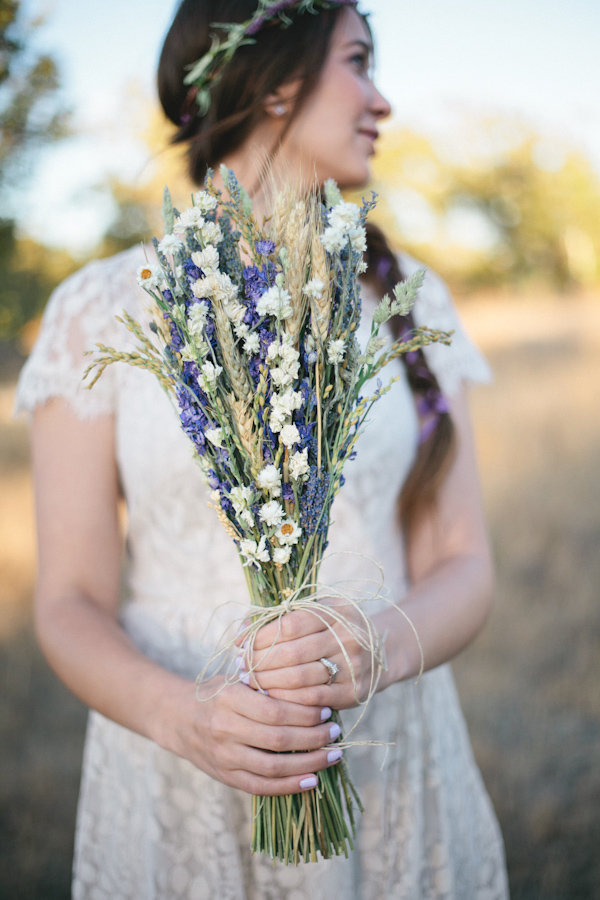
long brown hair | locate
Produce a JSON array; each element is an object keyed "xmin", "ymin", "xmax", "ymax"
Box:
[{"xmin": 157, "ymin": 0, "xmax": 456, "ymax": 530}]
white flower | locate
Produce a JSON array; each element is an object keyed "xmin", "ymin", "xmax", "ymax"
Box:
[
  {"xmin": 192, "ymin": 277, "xmax": 212, "ymax": 299},
  {"xmin": 136, "ymin": 264, "xmax": 162, "ymax": 289},
  {"xmin": 328, "ymin": 200, "xmax": 360, "ymax": 233},
  {"xmin": 230, "ymin": 485, "xmax": 254, "ymax": 514},
  {"xmin": 349, "ymin": 225, "xmax": 367, "ymax": 253},
  {"xmin": 279, "ymin": 342, "xmax": 299, "ymax": 365},
  {"xmin": 266, "ymin": 333, "xmax": 295, "ymax": 363},
  {"xmin": 175, "ymin": 207, "xmax": 205, "ymax": 231},
  {"xmin": 356, "ymin": 258, "xmax": 368, "ymax": 275},
  {"xmin": 180, "ymin": 343, "xmax": 197, "ymax": 362},
  {"xmin": 208, "ymin": 271, "xmax": 238, "ymax": 304},
  {"xmin": 240, "ymin": 536, "xmax": 270, "ymax": 569},
  {"xmin": 303, "ymin": 277, "xmax": 325, "ymax": 299},
  {"xmin": 193, "ymin": 190, "xmax": 218, "ymax": 213},
  {"xmin": 187, "ymin": 301, "xmax": 209, "ymax": 336},
  {"xmin": 243, "ymin": 332, "xmax": 260, "ymax": 355},
  {"xmin": 255, "ymin": 464, "xmax": 282, "ymax": 497},
  {"xmin": 198, "ymin": 361, "xmax": 222, "ymax": 390},
  {"xmin": 280, "ymin": 423, "xmax": 300, "ymax": 448},
  {"xmin": 225, "ymin": 302, "xmax": 246, "ymax": 325},
  {"xmin": 158, "ymin": 233, "xmax": 183, "ymax": 255},
  {"xmin": 304, "ymin": 334, "xmax": 317, "ymax": 365},
  {"xmin": 289, "ymin": 448, "xmax": 309, "ymax": 481},
  {"xmin": 269, "ymin": 389, "xmax": 302, "ymax": 432},
  {"xmin": 201, "ymin": 221, "xmax": 223, "ymax": 245},
  {"xmin": 240, "ymin": 509, "xmax": 255, "ymax": 529},
  {"xmin": 256, "ymin": 284, "xmax": 293, "ymax": 320},
  {"xmin": 234, "ymin": 321, "xmax": 249, "ymax": 339},
  {"xmin": 270, "ymin": 367, "xmax": 295, "ymax": 389},
  {"xmin": 327, "ymin": 338, "xmax": 346, "ymax": 365},
  {"xmin": 276, "ymin": 518, "xmax": 302, "ymax": 546},
  {"xmin": 320, "ymin": 226, "xmax": 348, "ymax": 254},
  {"xmin": 192, "ymin": 246, "xmax": 220, "ymax": 273},
  {"xmin": 272, "ymin": 545, "xmax": 291, "ymax": 565},
  {"xmin": 258, "ymin": 500, "xmax": 284, "ymax": 528},
  {"xmin": 205, "ymin": 427, "xmax": 224, "ymax": 447}
]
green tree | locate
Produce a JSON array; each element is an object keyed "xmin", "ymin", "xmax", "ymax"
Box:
[{"xmin": 0, "ymin": 0, "xmax": 70, "ymax": 341}]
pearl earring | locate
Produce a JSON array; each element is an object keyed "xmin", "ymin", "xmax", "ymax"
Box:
[{"xmin": 273, "ymin": 104, "xmax": 287, "ymax": 116}]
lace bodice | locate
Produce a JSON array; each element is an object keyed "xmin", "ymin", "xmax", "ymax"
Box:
[{"xmin": 14, "ymin": 245, "xmax": 507, "ymax": 900}]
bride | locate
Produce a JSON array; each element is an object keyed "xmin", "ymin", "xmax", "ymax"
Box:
[{"xmin": 16, "ymin": 1, "xmax": 510, "ymax": 897}]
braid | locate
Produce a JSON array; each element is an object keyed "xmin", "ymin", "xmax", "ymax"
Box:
[{"xmin": 364, "ymin": 222, "xmax": 457, "ymax": 530}]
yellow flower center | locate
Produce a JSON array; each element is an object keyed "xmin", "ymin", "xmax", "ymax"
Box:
[
  {"xmin": 281, "ymin": 523, "xmax": 294, "ymax": 536},
  {"xmin": 140, "ymin": 268, "xmax": 152, "ymax": 279}
]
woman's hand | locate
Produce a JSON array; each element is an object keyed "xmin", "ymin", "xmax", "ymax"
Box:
[
  {"xmin": 237, "ymin": 603, "xmax": 379, "ymax": 711},
  {"xmin": 157, "ymin": 675, "xmax": 343, "ymax": 796}
]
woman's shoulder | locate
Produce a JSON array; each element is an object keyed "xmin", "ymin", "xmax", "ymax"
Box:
[{"xmin": 50, "ymin": 244, "xmax": 148, "ymax": 316}]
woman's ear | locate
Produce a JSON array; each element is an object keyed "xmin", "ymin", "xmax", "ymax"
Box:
[{"xmin": 264, "ymin": 80, "xmax": 301, "ymax": 119}]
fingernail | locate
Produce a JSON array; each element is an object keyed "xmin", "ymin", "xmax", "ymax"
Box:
[
  {"xmin": 329, "ymin": 723, "xmax": 341, "ymax": 741},
  {"xmin": 235, "ymin": 655, "xmax": 247, "ymax": 671},
  {"xmin": 299, "ymin": 776, "xmax": 318, "ymax": 790},
  {"xmin": 241, "ymin": 674, "xmax": 251, "ymax": 686},
  {"xmin": 320, "ymin": 707, "xmax": 332, "ymax": 721},
  {"xmin": 327, "ymin": 749, "xmax": 343, "ymax": 764},
  {"xmin": 243, "ymin": 639, "xmax": 249, "ymax": 650}
]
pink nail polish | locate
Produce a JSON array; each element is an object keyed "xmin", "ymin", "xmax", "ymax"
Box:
[
  {"xmin": 235, "ymin": 655, "xmax": 247, "ymax": 671},
  {"xmin": 320, "ymin": 707, "xmax": 332, "ymax": 721},
  {"xmin": 327, "ymin": 749, "xmax": 343, "ymax": 763},
  {"xmin": 241, "ymin": 674, "xmax": 251, "ymax": 686},
  {"xmin": 329, "ymin": 723, "xmax": 341, "ymax": 741},
  {"xmin": 299, "ymin": 776, "xmax": 318, "ymax": 790}
]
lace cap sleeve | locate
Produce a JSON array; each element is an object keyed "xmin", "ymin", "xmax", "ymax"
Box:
[
  {"xmin": 13, "ymin": 248, "xmax": 145, "ymax": 421},
  {"xmin": 399, "ymin": 251, "xmax": 493, "ymax": 397}
]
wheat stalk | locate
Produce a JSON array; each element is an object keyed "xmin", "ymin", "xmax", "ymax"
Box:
[
  {"xmin": 211, "ymin": 298, "xmax": 252, "ymax": 401},
  {"xmin": 309, "ymin": 228, "xmax": 332, "ymax": 346},
  {"xmin": 283, "ymin": 197, "xmax": 313, "ymax": 344}
]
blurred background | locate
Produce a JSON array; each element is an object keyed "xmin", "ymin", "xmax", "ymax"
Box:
[{"xmin": 1, "ymin": 0, "xmax": 599, "ymax": 897}]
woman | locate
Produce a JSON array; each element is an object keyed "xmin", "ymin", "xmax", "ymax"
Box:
[{"xmin": 15, "ymin": 1, "xmax": 510, "ymax": 897}]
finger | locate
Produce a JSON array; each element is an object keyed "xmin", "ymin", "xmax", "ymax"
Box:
[
  {"xmin": 264, "ymin": 684, "xmax": 350, "ymax": 710},
  {"xmin": 229, "ymin": 684, "xmax": 333, "ymax": 727},
  {"xmin": 249, "ymin": 632, "xmax": 334, "ymax": 672},
  {"xmin": 243, "ymin": 745, "xmax": 344, "ymax": 780},
  {"xmin": 246, "ymin": 661, "xmax": 330, "ymax": 692},
  {"xmin": 234, "ymin": 750, "xmax": 343, "ymax": 797},
  {"xmin": 252, "ymin": 610, "xmax": 328, "ymax": 650},
  {"xmin": 235, "ymin": 717, "xmax": 342, "ymax": 754}
]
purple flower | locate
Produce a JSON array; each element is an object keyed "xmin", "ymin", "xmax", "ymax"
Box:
[
  {"xmin": 282, "ymin": 482, "xmax": 294, "ymax": 502},
  {"xmin": 300, "ymin": 465, "xmax": 330, "ymax": 536},
  {"xmin": 256, "ymin": 239, "xmax": 276, "ymax": 256}
]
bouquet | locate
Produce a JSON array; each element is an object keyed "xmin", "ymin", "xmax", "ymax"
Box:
[{"xmin": 84, "ymin": 167, "xmax": 452, "ymax": 864}]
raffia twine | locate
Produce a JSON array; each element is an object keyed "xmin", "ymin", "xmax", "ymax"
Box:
[{"xmin": 195, "ymin": 552, "xmax": 425, "ymax": 752}]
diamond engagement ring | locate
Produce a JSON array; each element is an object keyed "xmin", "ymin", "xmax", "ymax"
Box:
[{"xmin": 319, "ymin": 657, "xmax": 339, "ymax": 686}]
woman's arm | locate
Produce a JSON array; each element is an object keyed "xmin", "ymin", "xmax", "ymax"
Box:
[
  {"xmin": 241, "ymin": 385, "xmax": 494, "ymax": 706},
  {"xmin": 31, "ymin": 399, "xmax": 343, "ymax": 794}
]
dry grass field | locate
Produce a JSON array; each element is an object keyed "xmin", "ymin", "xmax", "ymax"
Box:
[{"xmin": 1, "ymin": 293, "xmax": 599, "ymax": 899}]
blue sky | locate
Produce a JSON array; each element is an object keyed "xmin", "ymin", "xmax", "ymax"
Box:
[{"xmin": 17, "ymin": 0, "xmax": 600, "ymax": 253}]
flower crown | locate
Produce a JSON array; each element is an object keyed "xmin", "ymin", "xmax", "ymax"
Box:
[{"xmin": 182, "ymin": 0, "xmax": 359, "ymax": 121}]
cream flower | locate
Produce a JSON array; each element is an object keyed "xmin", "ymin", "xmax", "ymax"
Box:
[
  {"xmin": 280, "ymin": 423, "xmax": 300, "ymax": 448},
  {"xmin": 289, "ymin": 448, "xmax": 309, "ymax": 481},
  {"xmin": 272, "ymin": 545, "xmax": 291, "ymax": 565},
  {"xmin": 157, "ymin": 233, "xmax": 183, "ymax": 255},
  {"xmin": 239, "ymin": 536, "xmax": 270, "ymax": 569},
  {"xmin": 187, "ymin": 301, "xmax": 209, "ymax": 335},
  {"xmin": 175, "ymin": 207, "xmax": 205, "ymax": 231},
  {"xmin": 328, "ymin": 200, "xmax": 360, "ymax": 232},
  {"xmin": 327, "ymin": 339, "xmax": 346, "ymax": 365},
  {"xmin": 180, "ymin": 343, "xmax": 197, "ymax": 363},
  {"xmin": 193, "ymin": 190, "xmax": 218, "ymax": 213},
  {"xmin": 255, "ymin": 464, "xmax": 282, "ymax": 497},
  {"xmin": 192, "ymin": 277, "xmax": 212, "ymax": 299},
  {"xmin": 240, "ymin": 509, "xmax": 255, "ymax": 529},
  {"xmin": 192, "ymin": 246, "xmax": 220, "ymax": 272},
  {"xmin": 198, "ymin": 361, "xmax": 222, "ymax": 390},
  {"xmin": 230, "ymin": 485, "xmax": 254, "ymax": 514},
  {"xmin": 303, "ymin": 277, "xmax": 325, "ymax": 299},
  {"xmin": 320, "ymin": 226, "xmax": 347, "ymax": 254},
  {"xmin": 243, "ymin": 332, "xmax": 260, "ymax": 355},
  {"xmin": 256, "ymin": 284, "xmax": 293, "ymax": 320},
  {"xmin": 275, "ymin": 518, "xmax": 302, "ymax": 546},
  {"xmin": 205, "ymin": 427, "xmax": 224, "ymax": 447},
  {"xmin": 349, "ymin": 225, "xmax": 367, "ymax": 253},
  {"xmin": 258, "ymin": 500, "xmax": 284, "ymax": 528},
  {"xmin": 201, "ymin": 221, "xmax": 223, "ymax": 245},
  {"xmin": 207, "ymin": 271, "xmax": 238, "ymax": 304}
]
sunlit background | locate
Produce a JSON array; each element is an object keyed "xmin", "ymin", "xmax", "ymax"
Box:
[{"xmin": 1, "ymin": 1, "xmax": 599, "ymax": 897}]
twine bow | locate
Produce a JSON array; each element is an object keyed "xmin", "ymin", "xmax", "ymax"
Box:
[{"xmin": 195, "ymin": 553, "xmax": 425, "ymax": 752}]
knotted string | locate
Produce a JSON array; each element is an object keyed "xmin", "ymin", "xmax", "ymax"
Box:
[{"xmin": 195, "ymin": 552, "xmax": 425, "ymax": 752}]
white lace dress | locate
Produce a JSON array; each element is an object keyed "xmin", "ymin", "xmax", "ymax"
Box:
[{"xmin": 15, "ymin": 244, "xmax": 509, "ymax": 900}]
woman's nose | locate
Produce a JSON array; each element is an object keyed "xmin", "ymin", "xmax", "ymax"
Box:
[{"xmin": 370, "ymin": 83, "xmax": 392, "ymax": 121}]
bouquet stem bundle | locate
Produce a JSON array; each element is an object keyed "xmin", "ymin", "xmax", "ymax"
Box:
[{"xmin": 84, "ymin": 167, "xmax": 452, "ymax": 863}]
